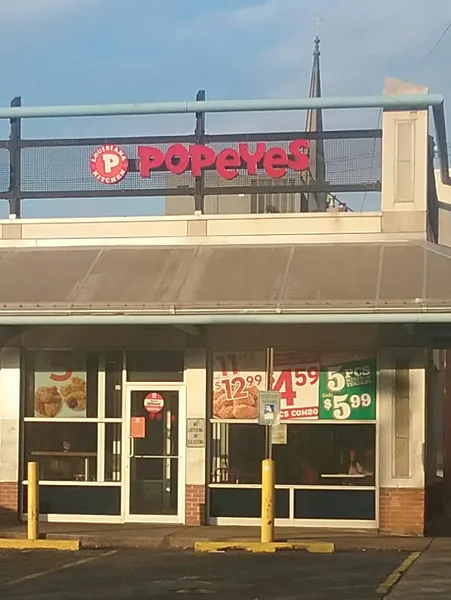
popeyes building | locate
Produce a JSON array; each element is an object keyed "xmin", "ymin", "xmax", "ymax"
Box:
[{"xmin": 1, "ymin": 75, "xmax": 451, "ymax": 538}]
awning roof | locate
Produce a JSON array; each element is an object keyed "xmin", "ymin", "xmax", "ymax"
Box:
[{"xmin": 1, "ymin": 240, "xmax": 451, "ymax": 320}]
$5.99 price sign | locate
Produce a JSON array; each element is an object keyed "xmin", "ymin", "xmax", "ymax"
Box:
[{"xmin": 319, "ymin": 359, "xmax": 376, "ymax": 421}]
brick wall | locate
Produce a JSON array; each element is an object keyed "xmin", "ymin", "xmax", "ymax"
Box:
[
  {"xmin": 185, "ymin": 485, "xmax": 206, "ymax": 526},
  {"xmin": 0, "ymin": 482, "xmax": 19, "ymax": 515},
  {"xmin": 380, "ymin": 488, "xmax": 425, "ymax": 535}
]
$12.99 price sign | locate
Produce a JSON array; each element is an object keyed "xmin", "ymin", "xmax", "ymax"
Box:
[{"xmin": 215, "ymin": 353, "xmax": 264, "ymax": 398}]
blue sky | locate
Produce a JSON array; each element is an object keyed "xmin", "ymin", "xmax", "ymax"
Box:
[{"xmin": 0, "ymin": 0, "xmax": 450, "ymax": 217}]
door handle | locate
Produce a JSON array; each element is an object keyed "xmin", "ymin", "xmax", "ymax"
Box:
[{"xmin": 128, "ymin": 436, "xmax": 135, "ymax": 459}]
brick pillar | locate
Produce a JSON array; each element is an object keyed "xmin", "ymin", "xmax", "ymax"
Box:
[
  {"xmin": 380, "ymin": 488, "xmax": 425, "ymax": 535},
  {"xmin": 0, "ymin": 482, "xmax": 19, "ymax": 516},
  {"xmin": 185, "ymin": 484, "xmax": 206, "ymax": 526}
]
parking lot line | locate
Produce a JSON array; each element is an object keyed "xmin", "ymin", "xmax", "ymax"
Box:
[
  {"xmin": 2, "ymin": 550, "xmax": 119, "ymax": 588},
  {"xmin": 376, "ymin": 552, "xmax": 421, "ymax": 595}
]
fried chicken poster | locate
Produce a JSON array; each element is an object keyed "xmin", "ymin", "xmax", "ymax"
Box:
[
  {"xmin": 212, "ymin": 352, "xmax": 266, "ymax": 420},
  {"xmin": 34, "ymin": 352, "xmax": 88, "ymax": 418}
]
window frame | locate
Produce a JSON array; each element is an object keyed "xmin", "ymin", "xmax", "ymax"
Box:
[
  {"xmin": 22, "ymin": 349, "xmax": 124, "ymax": 487},
  {"xmin": 207, "ymin": 348, "xmax": 380, "ymax": 525}
]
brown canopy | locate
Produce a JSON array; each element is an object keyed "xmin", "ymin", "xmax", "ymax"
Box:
[{"xmin": 0, "ymin": 240, "xmax": 450, "ymax": 316}]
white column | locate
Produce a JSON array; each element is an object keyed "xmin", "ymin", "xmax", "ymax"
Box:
[
  {"xmin": 381, "ymin": 77, "xmax": 429, "ymax": 238},
  {"xmin": 184, "ymin": 348, "xmax": 207, "ymax": 486},
  {"xmin": 378, "ymin": 348, "xmax": 426, "ymax": 489},
  {"xmin": 0, "ymin": 348, "xmax": 21, "ymax": 484}
]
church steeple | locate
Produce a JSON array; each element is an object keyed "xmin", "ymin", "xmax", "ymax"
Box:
[
  {"xmin": 305, "ymin": 35, "xmax": 323, "ymax": 132},
  {"xmin": 303, "ymin": 35, "xmax": 327, "ymax": 212}
]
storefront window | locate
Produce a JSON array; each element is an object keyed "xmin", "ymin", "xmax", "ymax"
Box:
[
  {"xmin": 24, "ymin": 422, "xmax": 98, "ymax": 481},
  {"xmin": 23, "ymin": 350, "xmax": 123, "ymax": 490},
  {"xmin": 273, "ymin": 424, "xmax": 375, "ymax": 486},
  {"xmin": 25, "ymin": 351, "xmax": 98, "ymax": 419},
  {"xmin": 209, "ymin": 348, "xmax": 378, "ymax": 521},
  {"xmin": 211, "ymin": 423, "xmax": 265, "ymax": 484},
  {"xmin": 211, "ymin": 422, "xmax": 375, "ymax": 487}
]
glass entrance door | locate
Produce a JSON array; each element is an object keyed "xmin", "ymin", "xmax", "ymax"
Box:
[{"xmin": 125, "ymin": 388, "xmax": 185, "ymax": 523}]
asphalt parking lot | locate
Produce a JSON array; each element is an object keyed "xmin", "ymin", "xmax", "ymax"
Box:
[{"xmin": 0, "ymin": 548, "xmax": 408, "ymax": 599}]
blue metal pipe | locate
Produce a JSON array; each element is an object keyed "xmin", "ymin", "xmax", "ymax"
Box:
[
  {"xmin": 0, "ymin": 94, "xmax": 443, "ymax": 119},
  {"xmin": 0, "ymin": 312, "xmax": 449, "ymax": 325}
]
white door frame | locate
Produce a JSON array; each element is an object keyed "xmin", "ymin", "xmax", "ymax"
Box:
[{"xmin": 123, "ymin": 383, "xmax": 186, "ymax": 524}]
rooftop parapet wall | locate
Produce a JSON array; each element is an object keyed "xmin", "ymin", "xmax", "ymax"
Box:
[
  {"xmin": 0, "ymin": 85, "xmax": 444, "ymax": 243},
  {"xmin": 0, "ymin": 210, "xmax": 433, "ymax": 248}
]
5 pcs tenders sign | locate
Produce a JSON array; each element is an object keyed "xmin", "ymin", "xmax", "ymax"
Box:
[{"xmin": 90, "ymin": 141, "xmax": 310, "ymax": 184}]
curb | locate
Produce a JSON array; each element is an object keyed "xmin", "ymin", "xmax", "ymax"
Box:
[
  {"xmin": 0, "ymin": 532, "xmax": 432, "ymax": 553},
  {"xmin": 194, "ymin": 541, "xmax": 335, "ymax": 554},
  {"xmin": 0, "ymin": 538, "xmax": 80, "ymax": 551},
  {"xmin": 376, "ymin": 551, "xmax": 421, "ymax": 595},
  {"xmin": 46, "ymin": 534, "xmax": 200, "ymax": 550}
]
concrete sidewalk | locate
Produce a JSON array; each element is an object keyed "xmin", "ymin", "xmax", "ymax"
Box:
[
  {"xmin": 0, "ymin": 520, "xmax": 432, "ymax": 552},
  {"xmin": 388, "ymin": 539, "xmax": 451, "ymax": 598}
]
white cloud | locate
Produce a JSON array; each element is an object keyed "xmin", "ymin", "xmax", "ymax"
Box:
[
  {"xmin": 228, "ymin": 0, "xmax": 302, "ymax": 27},
  {"xmin": 215, "ymin": 0, "xmax": 451, "ymax": 130},
  {"xmin": 0, "ymin": 0, "xmax": 93, "ymax": 22},
  {"xmin": 4, "ymin": 0, "xmax": 451, "ymax": 137},
  {"xmin": 233, "ymin": 0, "xmax": 450, "ymax": 84},
  {"xmin": 173, "ymin": 0, "xmax": 451, "ymax": 101}
]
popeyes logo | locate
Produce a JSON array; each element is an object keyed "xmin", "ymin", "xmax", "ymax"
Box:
[
  {"xmin": 90, "ymin": 146, "xmax": 129, "ymax": 184},
  {"xmin": 90, "ymin": 140, "xmax": 310, "ymax": 185}
]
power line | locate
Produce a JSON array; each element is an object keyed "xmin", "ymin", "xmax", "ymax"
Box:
[{"xmin": 415, "ymin": 21, "xmax": 451, "ymax": 73}]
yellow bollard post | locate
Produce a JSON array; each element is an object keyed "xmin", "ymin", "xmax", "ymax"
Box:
[
  {"xmin": 261, "ymin": 458, "xmax": 275, "ymax": 543},
  {"xmin": 27, "ymin": 462, "xmax": 39, "ymax": 541}
]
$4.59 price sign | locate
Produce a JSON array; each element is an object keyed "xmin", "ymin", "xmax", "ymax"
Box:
[
  {"xmin": 319, "ymin": 359, "xmax": 376, "ymax": 421},
  {"xmin": 273, "ymin": 362, "xmax": 320, "ymax": 420}
]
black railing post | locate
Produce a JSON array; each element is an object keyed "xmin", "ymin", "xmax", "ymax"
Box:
[
  {"xmin": 194, "ymin": 89, "xmax": 206, "ymax": 214},
  {"xmin": 9, "ymin": 96, "xmax": 22, "ymax": 218}
]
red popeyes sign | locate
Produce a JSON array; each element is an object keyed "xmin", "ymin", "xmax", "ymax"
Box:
[{"xmin": 90, "ymin": 140, "xmax": 310, "ymax": 185}]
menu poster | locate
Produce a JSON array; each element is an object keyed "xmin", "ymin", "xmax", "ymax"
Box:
[
  {"xmin": 273, "ymin": 352, "xmax": 320, "ymax": 421},
  {"xmin": 34, "ymin": 351, "xmax": 87, "ymax": 418},
  {"xmin": 212, "ymin": 351, "xmax": 377, "ymax": 422},
  {"xmin": 319, "ymin": 359, "xmax": 377, "ymax": 421},
  {"xmin": 212, "ymin": 352, "xmax": 266, "ymax": 420}
]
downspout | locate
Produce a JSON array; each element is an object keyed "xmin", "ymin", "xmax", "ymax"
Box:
[{"xmin": 432, "ymin": 102, "xmax": 451, "ymax": 185}]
